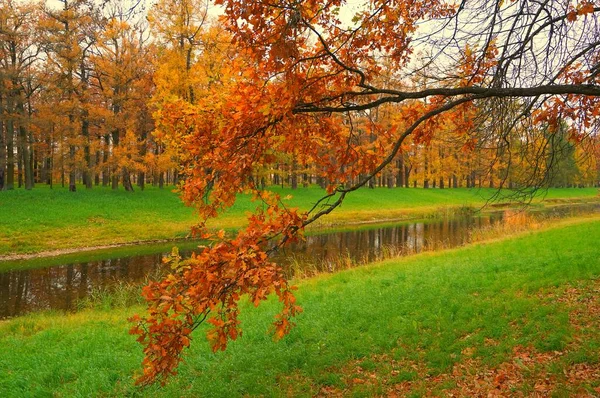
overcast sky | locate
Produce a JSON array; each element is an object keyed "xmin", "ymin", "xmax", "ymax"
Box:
[{"xmin": 41, "ymin": 0, "xmax": 365, "ymax": 24}]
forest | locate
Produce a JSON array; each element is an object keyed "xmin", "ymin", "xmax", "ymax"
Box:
[{"xmin": 1, "ymin": 0, "xmax": 599, "ymax": 194}]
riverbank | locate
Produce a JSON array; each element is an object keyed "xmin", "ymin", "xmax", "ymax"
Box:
[
  {"xmin": 1, "ymin": 185, "xmax": 598, "ymax": 258},
  {"xmin": 1, "ymin": 216, "xmax": 599, "ymax": 396}
]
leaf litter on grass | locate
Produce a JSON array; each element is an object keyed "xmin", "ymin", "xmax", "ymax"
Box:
[{"xmin": 301, "ymin": 278, "xmax": 600, "ymax": 397}]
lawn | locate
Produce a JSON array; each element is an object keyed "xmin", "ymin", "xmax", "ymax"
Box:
[
  {"xmin": 1, "ymin": 184, "xmax": 598, "ymax": 256},
  {"xmin": 1, "ymin": 216, "xmax": 599, "ymax": 396}
]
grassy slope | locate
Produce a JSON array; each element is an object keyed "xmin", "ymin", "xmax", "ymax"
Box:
[
  {"xmin": 1, "ymin": 185, "xmax": 598, "ymax": 256},
  {"xmin": 1, "ymin": 216, "xmax": 599, "ymax": 396}
]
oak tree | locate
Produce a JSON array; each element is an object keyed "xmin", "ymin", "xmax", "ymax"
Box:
[{"xmin": 126, "ymin": 0, "xmax": 598, "ymax": 384}]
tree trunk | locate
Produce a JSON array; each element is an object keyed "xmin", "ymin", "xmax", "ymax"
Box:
[
  {"xmin": 102, "ymin": 135, "xmax": 110, "ymax": 186},
  {"xmin": 61, "ymin": 149, "xmax": 65, "ymax": 188},
  {"xmin": 19, "ymin": 124, "xmax": 33, "ymax": 189},
  {"xmin": 122, "ymin": 167, "xmax": 134, "ymax": 192},
  {"xmin": 16, "ymin": 97, "xmax": 33, "ymax": 190},
  {"xmin": 387, "ymin": 171, "xmax": 394, "ymax": 188},
  {"xmin": 42, "ymin": 154, "xmax": 51, "ymax": 185},
  {"xmin": 0, "ymin": 102, "xmax": 5, "ymax": 191},
  {"xmin": 137, "ymin": 171, "xmax": 145, "ymax": 190},
  {"xmin": 396, "ymin": 157, "xmax": 404, "ymax": 187},
  {"xmin": 291, "ymin": 158, "xmax": 298, "ymax": 189},
  {"xmin": 111, "ymin": 130, "xmax": 119, "ymax": 189},
  {"xmin": 17, "ymin": 136, "xmax": 22, "ymax": 188},
  {"xmin": 94, "ymin": 149, "xmax": 100, "ymax": 186},
  {"xmin": 137, "ymin": 130, "xmax": 147, "ymax": 190},
  {"xmin": 423, "ymin": 151, "xmax": 429, "ymax": 188},
  {"xmin": 82, "ymin": 117, "xmax": 92, "ymax": 189},
  {"xmin": 186, "ymin": 47, "xmax": 195, "ymax": 104},
  {"xmin": 30, "ymin": 135, "xmax": 35, "ymax": 184},
  {"xmin": 317, "ymin": 176, "xmax": 327, "ymax": 189},
  {"xmin": 69, "ymin": 145, "xmax": 76, "ymax": 192},
  {"xmin": 68, "ymin": 109, "xmax": 76, "ymax": 192}
]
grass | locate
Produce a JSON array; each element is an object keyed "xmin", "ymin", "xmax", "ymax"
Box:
[
  {"xmin": 1, "ymin": 184, "xmax": 598, "ymax": 256},
  {"xmin": 1, "ymin": 216, "xmax": 599, "ymax": 396},
  {"xmin": 0, "ymin": 185, "xmax": 196, "ymax": 256}
]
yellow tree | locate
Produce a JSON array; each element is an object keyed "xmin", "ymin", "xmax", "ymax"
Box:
[
  {"xmin": 92, "ymin": 2, "xmax": 152, "ymax": 191},
  {"xmin": 149, "ymin": 0, "xmax": 209, "ymax": 104},
  {"xmin": 147, "ymin": 0, "xmax": 213, "ymax": 186}
]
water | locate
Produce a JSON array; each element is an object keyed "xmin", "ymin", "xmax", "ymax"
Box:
[
  {"xmin": 0, "ymin": 204, "xmax": 598, "ymax": 319},
  {"xmin": 271, "ymin": 213, "xmax": 501, "ymax": 276}
]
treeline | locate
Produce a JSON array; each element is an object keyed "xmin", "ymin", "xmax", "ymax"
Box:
[
  {"xmin": 0, "ymin": 0, "xmax": 175, "ymax": 192},
  {"xmin": 248, "ymin": 117, "xmax": 599, "ymax": 190},
  {"xmin": 1, "ymin": 0, "xmax": 599, "ymax": 192}
]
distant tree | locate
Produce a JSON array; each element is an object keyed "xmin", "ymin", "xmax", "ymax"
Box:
[
  {"xmin": 546, "ymin": 122, "xmax": 580, "ymax": 187},
  {"xmin": 39, "ymin": 0, "xmax": 98, "ymax": 191},
  {"xmin": 0, "ymin": 0, "xmax": 40, "ymax": 190},
  {"xmin": 148, "ymin": 0, "xmax": 210, "ymax": 105},
  {"xmin": 93, "ymin": 1, "xmax": 152, "ymax": 191}
]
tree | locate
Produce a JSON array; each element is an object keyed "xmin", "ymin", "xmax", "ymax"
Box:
[
  {"xmin": 130, "ymin": 0, "xmax": 600, "ymax": 384},
  {"xmin": 39, "ymin": 0, "xmax": 98, "ymax": 191},
  {"xmin": 148, "ymin": 0, "xmax": 213, "ymax": 187},
  {"xmin": 92, "ymin": 1, "xmax": 153, "ymax": 191},
  {"xmin": 0, "ymin": 0, "xmax": 40, "ymax": 191},
  {"xmin": 148, "ymin": 0, "xmax": 210, "ymax": 105}
]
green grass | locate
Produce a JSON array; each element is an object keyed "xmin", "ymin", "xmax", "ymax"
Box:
[
  {"xmin": 1, "ymin": 216, "xmax": 599, "ymax": 396},
  {"xmin": 1, "ymin": 184, "xmax": 598, "ymax": 256},
  {"xmin": 0, "ymin": 185, "xmax": 196, "ymax": 256}
]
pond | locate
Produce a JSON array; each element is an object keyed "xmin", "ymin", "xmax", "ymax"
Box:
[{"xmin": 1, "ymin": 203, "xmax": 598, "ymax": 319}]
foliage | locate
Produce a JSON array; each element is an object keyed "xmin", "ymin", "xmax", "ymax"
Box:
[
  {"xmin": 2, "ymin": 1, "xmax": 600, "ymax": 193},
  {"xmin": 127, "ymin": 0, "xmax": 600, "ymax": 384}
]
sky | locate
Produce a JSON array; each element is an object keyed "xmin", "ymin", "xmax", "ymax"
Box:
[{"xmin": 41, "ymin": 0, "xmax": 365, "ymax": 22}]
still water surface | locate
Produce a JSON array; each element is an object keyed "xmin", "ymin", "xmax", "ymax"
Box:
[{"xmin": 1, "ymin": 204, "xmax": 598, "ymax": 319}]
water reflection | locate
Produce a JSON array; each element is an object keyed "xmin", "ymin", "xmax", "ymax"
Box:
[
  {"xmin": 271, "ymin": 214, "xmax": 501, "ymax": 276},
  {"xmin": 0, "ymin": 255, "xmax": 164, "ymax": 319},
  {"xmin": 1, "ymin": 203, "xmax": 598, "ymax": 319}
]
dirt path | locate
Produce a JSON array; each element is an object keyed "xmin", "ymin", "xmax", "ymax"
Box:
[{"xmin": 0, "ymin": 237, "xmax": 192, "ymax": 262}]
